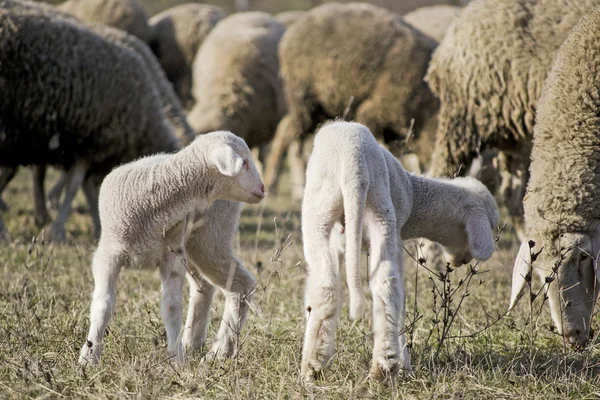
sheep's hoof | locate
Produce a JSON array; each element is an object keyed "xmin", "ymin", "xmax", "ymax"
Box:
[
  {"xmin": 46, "ymin": 224, "xmax": 67, "ymax": 243},
  {"xmin": 34, "ymin": 213, "xmax": 50, "ymax": 228},
  {"xmin": 0, "ymin": 198, "xmax": 8, "ymax": 211}
]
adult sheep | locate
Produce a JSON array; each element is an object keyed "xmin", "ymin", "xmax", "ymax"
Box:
[
  {"xmin": 403, "ymin": 5, "xmax": 461, "ymax": 42},
  {"xmin": 509, "ymin": 9, "xmax": 600, "ymax": 348},
  {"xmin": 274, "ymin": 10, "xmax": 305, "ymax": 27},
  {"xmin": 262, "ymin": 2, "xmax": 439, "ymax": 199},
  {"xmin": 57, "ymin": 0, "xmax": 152, "ymax": 43},
  {"xmin": 425, "ymin": 0, "xmax": 600, "ymax": 240},
  {"xmin": 0, "ymin": 1, "xmax": 180, "ymax": 241},
  {"xmin": 149, "ymin": 3, "xmax": 226, "ymax": 108},
  {"xmin": 187, "ymin": 12, "xmax": 286, "ymax": 161}
]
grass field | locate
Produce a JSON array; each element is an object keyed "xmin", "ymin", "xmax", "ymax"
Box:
[{"xmin": 1, "ymin": 167, "xmax": 600, "ymax": 399}]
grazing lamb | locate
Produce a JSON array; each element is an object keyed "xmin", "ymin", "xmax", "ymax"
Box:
[
  {"xmin": 425, "ymin": 0, "xmax": 600, "ymax": 240},
  {"xmin": 301, "ymin": 122, "xmax": 498, "ymax": 381},
  {"xmin": 0, "ymin": 1, "xmax": 181, "ymax": 241},
  {"xmin": 149, "ymin": 3, "xmax": 226, "ymax": 108},
  {"xmin": 509, "ymin": 9, "xmax": 600, "ymax": 348},
  {"xmin": 57, "ymin": 0, "xmax": 152, "ymax": 43},
  {"xmin": 79, "ymin": 131, "xmax": 265, "ymax": 365},
  {"xmin": 403, "ymin": 5, "xmax": 461, "ymax": 42},
  {"xmin": 187, "ymin": 12, "xmax": 286, "ymax": 158},
  {"xmin": 263, "ymin": 3, "xmax": 439, "ymax": 199}
]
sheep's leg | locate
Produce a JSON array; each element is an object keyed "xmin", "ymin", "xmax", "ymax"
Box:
[
  {"xmin": 0, "ymin": 166, "xmax": 17, "ymax": 211},
  {"xmin": 0, "ymin": 215, "xmax": 8, "ymax": 241},
  {"xmin": 47, "ymin": 171, "xmax": 68, "ymax": 211},
  {"xmin": 288, "ymin": 138, "xmax": 307, "ymax": 201},
  {"xmin": 201, "ymin": 257, "xmax": 255, "ymax": 360},
  {"xmin": 159, "ymin": 248, "xmax": 187, "ymax": 364},
  {"xmin": 48, "ymin": 161, "xmax": 87, "ymax": 242},
  {"xmin": 79, "ymin": 245, "xmax": 124, "ymax": 365},
  {"xmin": 32, "ymin": 165, "xmax": 50, "ymax": 227},
  {"xmin": 82, "ymin": 175, "xmax": 101, "ymax": 240},
  {"xmin": 263, "ymin": 114, "xmax": 304, "ymax": 194},
  {"xmin": 300, "ymin": 215, "xmax": 340, "ymax": 382},
  {"xmin": 365, "ymin": 210, "xmax": 411, "ymax": 381},
  {"xmin": 183, "ymin": 272, "xmax": 215, "ymax": 352},
  {"xmin": 497, "ymin": 152, "xmax": 528, "ymax": 242}
]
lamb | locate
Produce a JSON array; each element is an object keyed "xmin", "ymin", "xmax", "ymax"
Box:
[
  {"xmin": 509, "ymin": 9, "xmax": 600, "ymax": 348},
  {"xmin": 301, "ymin": 121, "xmax": 498, "ymax": 381},
  {"xmin": 403, "ymin": 5, "xmax": 462, "ymax": 42},
  {"xmin": 274, "ymin": 10, "xmax": 305, "ymax": 27},
  {"xmin": 425, "ymin": 0, "xmax": 600, "ymax": 240},
  {"xmin": 0, "ymin": 1, "xmax": 182, "ymax": 241},
  {"xmin": 57, "ymin": 0, "xmax": 152, "ymax": 43},
  {"xmin": 149, "ymin": 3, "xmax": 226, "ymax": 108},
  {"xmin": 79, "ymin": 131, "xmax": 265, "ymax": 365},
  {"xmin": 262, "ymin": 3, "xmax": 439, "ymax": 199},
  {"xmin": 187, "ymin": 12, "xmax": 286, "ymax": 161}
]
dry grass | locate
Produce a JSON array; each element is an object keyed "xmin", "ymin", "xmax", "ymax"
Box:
[{"xmin": 1, "ymin": 168, "xmax": 600, "ymax": 399}]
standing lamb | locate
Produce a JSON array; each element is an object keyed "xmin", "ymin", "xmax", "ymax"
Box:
[
  {"xmin": 187, "ymin": 12, "xmax": 286, "ymax": 163},
  {"xmin": 403, "ymin": 5, "xmax": 461, "ymax": 42},
  {"xmin": 509, "ymin": 9, "xmax": 600, "ymax": 348},
  {"xmin": 425, "ymin": 0, "xmax": 600, "ymax": 240},
  {"xmin": 149, "ymin": 3, "xmax": 226, "ymax": 108},
  {"xmin": 79, "ymin": 132, "xmax": 265, "ymax": 364},
  {"xmin": 263, "ymin": 3, "xmax": 439, "ymax": 199},
  {"xmin": 301, "ymin": 121, "xmax": 498, "ymax": 381},
  {"xmin": 57, "ymin": 0, "xmax": 152, "ymax": 43},
  {"xmin": 0, "ymin": 1, "xmax": 181, "ymax": 241}
]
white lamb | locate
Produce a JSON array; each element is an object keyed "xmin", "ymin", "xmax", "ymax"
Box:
[
  {"xmin": 79, "ymin": 131, "xmax": 265, "ymax": 365},
  {"xmin": 301, "ymin": 122, "xmax": 498, "ymax": 381}
]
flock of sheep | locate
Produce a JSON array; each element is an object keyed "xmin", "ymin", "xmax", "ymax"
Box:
[{"xmin": 1, "ymin": 0, "xmax": 600, "ymax": 383}]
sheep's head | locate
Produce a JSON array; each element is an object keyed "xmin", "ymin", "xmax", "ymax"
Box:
[
  {"xmin": 509, "ymin": 232, "xmax": 600, "ymax": 349},
  {"xmin": 440, "ymin": 177, "xmax": 500, "ymax": 267},
  {"xmin": 205, "ymin": 131, "xmax": 265, "ymax": 204}
]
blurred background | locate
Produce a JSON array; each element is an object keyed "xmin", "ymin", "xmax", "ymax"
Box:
[{"xmin": 38, "ymin": 0, "xmax": 470, "ymax": 16}]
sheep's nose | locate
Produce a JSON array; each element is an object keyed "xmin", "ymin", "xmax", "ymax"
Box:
[
  {"xmin": 260, "ymin": 184, "xmax": 265, "ymax": 194},
  {"xmin": 564, "ymin": 329, "xmax": 588, "ymax": 349}
]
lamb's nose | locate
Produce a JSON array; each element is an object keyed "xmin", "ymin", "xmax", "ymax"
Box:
[{"xmin": 260, "ymin": 184, "xmax": 265, "ymax": 194}]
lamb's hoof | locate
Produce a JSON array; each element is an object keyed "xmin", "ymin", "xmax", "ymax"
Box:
[{"xmin": 79, "ymin": 342, "xmax": 100, "ymax": 366}]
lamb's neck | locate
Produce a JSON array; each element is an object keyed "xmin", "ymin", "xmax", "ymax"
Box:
[
  {"xmin": 161, "ymin": 147, "xmax": 218, "ymax": 207},
  {"xmin": 401, "ymin": 174, "xmax": 464, "ymax": 243}
]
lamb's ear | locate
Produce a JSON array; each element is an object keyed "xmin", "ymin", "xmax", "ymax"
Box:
[
  {"xmin": 209, "ymin": 145, "xmax": 243, "ymax": 177},
  {"xmin": 465, "ymin": 214, "xmax": 495, "ymax": 261},
  {"xmin": 508, "ymin": 240, "xmax": 532, "ymax": 311}
]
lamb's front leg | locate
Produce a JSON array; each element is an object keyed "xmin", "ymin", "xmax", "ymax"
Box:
[
  {"xmin": 203, "ymin": 257, "xmax": 255, "ymax": 360},
  {"xmin": 366, "ymin": 212, "xmax": 412, "ymax": 381},
  {"xmin": 160, "ymin": 250, "xmax": 186, "ymax": 363},
  {"xmin": 183, "ymin": 272, "xmax": 215, "ymax": 352}
]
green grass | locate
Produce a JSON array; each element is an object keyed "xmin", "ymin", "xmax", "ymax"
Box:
[{"xmin": 1, "ymin": 168, "xmax": 600, "ymax": 399}]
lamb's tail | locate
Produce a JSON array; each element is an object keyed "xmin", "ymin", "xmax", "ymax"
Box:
[{"xmin": 342, "ymin": 178, "xmax": 368, "ymax": 320}]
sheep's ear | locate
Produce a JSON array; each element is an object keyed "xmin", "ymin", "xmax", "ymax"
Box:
[
  {"xmin": 210, "ymin": 145, "xmax": 243, "ymax": 177},
  {"xmin": 508, "ymin": 240, "xmax": 532, "ymax": 311},
  {"xmin": 465, "ymin": 214, "xmax": 495, "ymax": 261},
  {"xmin": 591, "ymin": 230, "xmax": 600, "ymax": 285}
]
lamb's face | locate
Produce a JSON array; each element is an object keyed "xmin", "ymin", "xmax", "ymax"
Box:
[
  {"xmin": 207, "ymin": 133, "xmax": 265, "ymax": 204},
  {"xmin": 510, "ymin": 233, "xmax": 600, "ymax": 349}
]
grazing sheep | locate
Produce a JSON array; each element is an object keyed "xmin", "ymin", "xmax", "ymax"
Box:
[
  {"xmin": 57, "ymin": 0, "xmax": 152, "ymax": 43},
  {"xmin": 274, "ymin": 10, "xmax": 305, "ymax": 27},
  {"xmin": 301, "ymin": 121, "xmax": 498, "ymax": 381},
  {"xmin": 79, "ymin": 132, "xmax": 265, "ymax": 365},
  {"xmin": 425, "ymin": 0, "xmax": 600, "ymax": 240},
  {"xmin": 149, "ymin": 3, "xmax": 226, "ymax": 108},
  {"xmin": 187, "ymin": 12, "xmax": 286, "ymax": 156},
  {"xmin": 403, "ymin": 5, "xmax": 461, "ymax": 42},
  {"xmin": 509, "ymin": 9, "xmax": 600, "ymax": 348},
  {"xmin": 263, "ymin": 3, "xmax": 439, "ymax": 199},
  {"xmin": 0, "ymin": 1, "xmax": 181, "ymax": 241}
]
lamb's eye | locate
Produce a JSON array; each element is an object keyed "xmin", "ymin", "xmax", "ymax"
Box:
[{"xmin": 243, "ymin": 159, "xmax": 249, "ymax": 170}]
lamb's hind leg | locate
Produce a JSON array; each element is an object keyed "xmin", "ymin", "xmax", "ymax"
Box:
[
  {"xmin": 301, "ymin": 212, "xmax": 341, "ymax": 382},
  {"xmin": 366, "ymin": 209, "xmax": 411, "ymax": 381},
  {"xmin": 160, "ymin": 250, "xmax": 186, "ymax": 363},
  {"xmin": 79, "ymin": 244, "xmax": 124, "ymax": 365}
]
